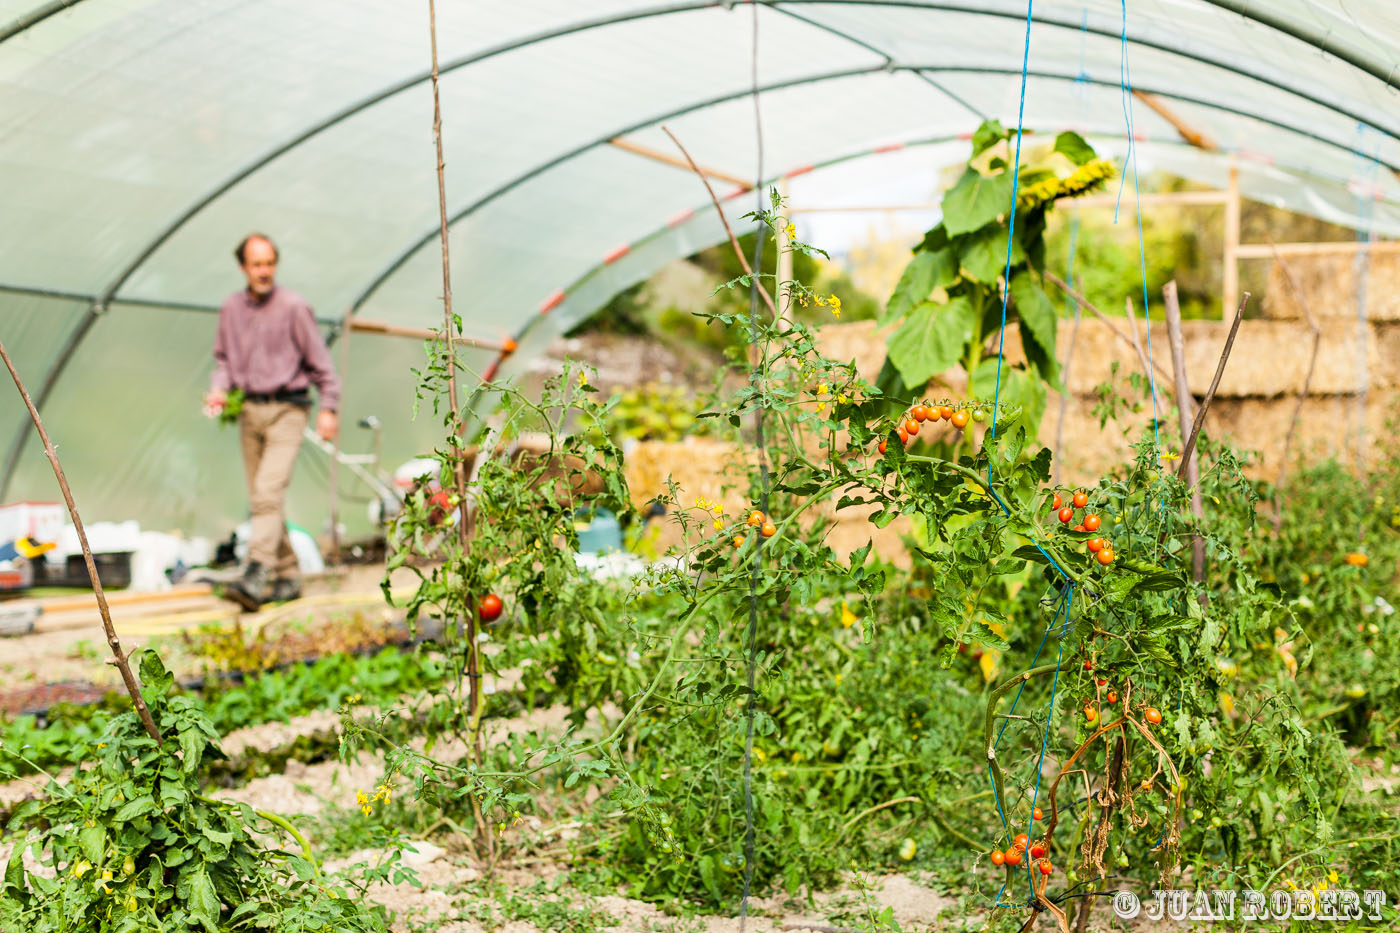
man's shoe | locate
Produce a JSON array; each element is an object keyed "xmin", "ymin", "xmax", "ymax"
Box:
[
  {"xmin": 224, "ymin": 562, "xmax": 268, "ymax": 612},
  {"xmin": 269, "ymin": 577, "xmax": 302, "ymax": 603}
]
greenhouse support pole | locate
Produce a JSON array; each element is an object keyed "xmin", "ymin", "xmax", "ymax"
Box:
[{"xmin": 1223, "ymin": 160, "xmax": 1241, "ymax": 320}]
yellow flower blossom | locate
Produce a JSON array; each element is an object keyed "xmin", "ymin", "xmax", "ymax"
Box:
[
  {"xmin": 578, "ymin": 370, "xmax": 586, "ymax": 386},
  {"xmin": 374, "ymin": 780, "xmax": 393, "ymax": 804},
  {"xmin": 837, "ymin": 393, "xmax": 849, "ymax": 404},
  {"xmin": 817, "ymin": 383, "xmax": 829, "ymax": 396},
  {"xmin": 829, "ymin": 294, "xmax": 841, "ymax": 317},
  {"xmin": 840, "ymin": 601, "xmax": 858, "ymax": 628},
  {"xmin": 814, "ymin": 294, "xmax": 827, "ymax": 306},
  {"xmin": 356, "ymin": 790, "xmax": 373, "ymax": 817},
  {"xmin": 1328, "ymin": 869, "xmax": 1339, "ymax": 884},
  {"xmin": 713, "ymin": 520, "xmax": 723, "ymax": 530},
  {"xmin": 784, "ymin": 222, "xmax": 796, "ymax": 239},
  {"xmin": 816, "ymin": 402, "xmax": 826, "ymax": 412},
  {"xmin": 834, "ymin": 673, "xmax": 843, "ymax": 685}
]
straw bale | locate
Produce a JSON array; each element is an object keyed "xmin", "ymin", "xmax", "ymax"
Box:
[{"xmin": 1262, "ymin": 253, "xmax": 1400, "ymax": 322}]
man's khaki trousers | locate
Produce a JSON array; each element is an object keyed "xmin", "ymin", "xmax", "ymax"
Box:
[{"xmin": 238, "ymin": 401, "xmax": 307, "ymax": 579}]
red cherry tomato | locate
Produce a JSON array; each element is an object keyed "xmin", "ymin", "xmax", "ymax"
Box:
[
  {"xmin": 939, "ymin": 405, "xmax": 954, "ymax": 420},
  {"xmin": 1004, "ymin": 848, "xmax": 1023, "ymax": 866},
  {"xmin": 1030, "ymin": 841, "xmax": 1046, "ymax": 858},
  {"xmin": 911, "ymin": 404, "xmax": 930, "ymax": 422},
  {"xmin": 1013, "ymin": 833, "xmax": 1028, "ymax": 849},
  {"xmin": 905, "ymin": 418, "xmax": 920, "ymax": 436},
  {"xmin": 1073, "ymin": 524, "xmax": 1086, "ymax": 532},
  {"xmin": 1087, "ymin": 537, "xmax": 1103, "ymax": 553},
  {"xmin": 878, "ymin": 438, "xmax": 888, "ymax": 454},
  {"xmin": 1039, "ymin": 860, "xmax": 1053, "ymax": 876},
  {"xmin": 1052, "ymin": 492, "xmax": 1062, "ymax": 510},
  {"xmin": 1083, "ymin": 513, "xmax": 1102, "ymax": 532},
  {"xmin": 1082, "ymin": 658, "xmax": 1093, "ymax": 671},
  {"xmin": 990, "ymin": 849, "xmax": 1005, "ymax": 866},
  {"xmin": 1058, "ymin": 507, "xmax": 1074, "ymax": 524},
  {"xmin": 1145, "ymin": 707, "xmax": 1163, "ymax": 725},
  {"xmin": 1032, "ymin": 807, "xmax": 1043, "ymax": 821},
  {"xmin": 479, "ymin": 593, "xmax": 503, "ymax": 622},
  {"xmin": 1073, "ymin": 491, "xmax": 1089, "ymax": 508},
  {"xmin": 1096, "ymin": 677, "xmax": 1108, "ymax": 687},
  {"xmin": 898, "ymin": 426, "xmax": 909, "ymax": 443}
]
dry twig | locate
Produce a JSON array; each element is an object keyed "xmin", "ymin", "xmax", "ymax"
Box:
[{"xmin": 1177, "ymin": 293, "xmax": 1249, "ymax": 481}]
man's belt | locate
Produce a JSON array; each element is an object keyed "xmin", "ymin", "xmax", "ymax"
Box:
[{"xmin": 242, "ymin": 388, "xmax": 311, "ymax": 406}]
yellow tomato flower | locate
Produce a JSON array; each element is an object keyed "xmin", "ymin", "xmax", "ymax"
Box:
[
  {"xmin": 840, "ymin": 602, "xmax": 858, "ymax": 628},
  {"xmin": 578, "ymin": 370, "xmax": 586, "ymax": 386},
  {"xmin": 837, "ymin": 393, "xmax": 849, "ymax": 404},
  {"xmin": 1328, "ymin": 869, "xmax": 1339, "ymax": 884},
  {"xmin": 829, "ymin": 294, "xmax": 841, "ymax": 317},
  {"xmin": 817, "ymin": 383, "xmax": 829, "ymax": 395},
  {"xmin": 713, "ymin": 520, "xmax": 723, "ymax": 530},
  {"xmin": 816, "ymin": 402, "xmax": 826, "ymax": 412},
  {"xmin": 784, "ymin": 222, "xmax": 796, "ymax": 239},
  {"xmin": 356, "ymin": 790, "xmax": 373, "ymax": 817},
  {"xmin": 374, "ymin": 780, "xmax": 393, "ymax": 804}
]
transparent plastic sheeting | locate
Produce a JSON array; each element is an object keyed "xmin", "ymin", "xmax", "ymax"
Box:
[{"xmin": 0, "ymin": 1, "xmax": 1396, "ymax": 537}]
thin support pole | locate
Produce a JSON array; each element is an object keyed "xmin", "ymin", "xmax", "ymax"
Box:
[
  {"xmin": 0, "ymin": 336, "xmax": 162, "ymax": 744},
  {"xmin": 1178, "ymin": 293, "xmax": 1250, "ymax": 482},
  {"xmin": 1161, "ymin": 281, "xmax": 1205, "ymax": 590}
]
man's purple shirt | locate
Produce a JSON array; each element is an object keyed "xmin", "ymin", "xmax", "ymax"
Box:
[{"xmin": 211, "ymin": 286, "xmax": 341, "ymax": 411}]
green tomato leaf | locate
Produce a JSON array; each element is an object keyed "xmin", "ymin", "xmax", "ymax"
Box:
[
  {"xmin": 941, "ymin": 166, "xmax": 1016, "ymax": 237},
  {"xmin": 79, "ymin": 822, "xmax": 105, "ymax": 865},
  {"xmin": 188, "ymin": 864, "xmax": 220, "ymax": 930},
  {"xmin": 887, "ymin": 297, "xmax": 976, "ymax": 387},
  {"xmin": 113, "ymin": 796, "xmax": 157, "ymax": 822}
]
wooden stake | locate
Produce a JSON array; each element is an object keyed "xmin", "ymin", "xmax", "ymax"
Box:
[
  {"xmin": 0, "ymin": 335, "xmax": 162, "ymax": 744},
  {"xmin": 1178, "ymin": 293, "xmax": 1250, "ymax": 482},
  {"xmin": 1043, "ymin": 271, "xmax": 1176, "ymax": 388},
  {"xmin": 1162, "ymin": 281, "xmax": 1206, "ymax": 588}
]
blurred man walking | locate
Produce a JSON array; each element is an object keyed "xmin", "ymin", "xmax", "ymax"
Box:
[{"xmin": 204, "ymin": 233, "xmax": 340, "ymax": 610}]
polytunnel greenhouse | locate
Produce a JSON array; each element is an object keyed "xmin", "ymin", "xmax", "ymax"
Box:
[{"xmin": 0, "ymin": 2, "xmax": 1398, "ymax": 931}]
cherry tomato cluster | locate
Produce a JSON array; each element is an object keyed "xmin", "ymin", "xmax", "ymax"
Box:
[
  {"xmin": 877, "ymin": 400, "xmax": 988, "ymax": 453},
  {"xmin": 734, "ymin": 509, "xmax": 778, "ymax": 547},
  {"xmin": 1084, "ymin": 670, "xmax": 1164, "ymax": 727},
  {"xmin": 1048, "ymin": 488, "xmax": 1115, "ymax": 566},
  {"xmin": 989, "ymin": 830, "xmax": 1052, "ymax": 876}
]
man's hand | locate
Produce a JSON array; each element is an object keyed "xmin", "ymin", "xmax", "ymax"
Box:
[
  {"xmin": 202, "ymin": 389, "xmax": 226, "ymax": 419},
  {"xmin": 317, "ymin": 409, "xmax": 339, "ymax": 442}
]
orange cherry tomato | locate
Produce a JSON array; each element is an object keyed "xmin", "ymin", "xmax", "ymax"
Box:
[
  {"xmin": 1097, "ymin": 548, "xmax": 1115, "ymax": 566},
  {"xmin": 1013, "ymin": 833, "xmax": 1028, "ymax": 849},
  {"xmin": 732, "ymin": 535, "xmax": 745, "ymax": 549},
  {"xmin": 1345, "ymin": 552, "xmax": 1369, "ymax": 566},
  {"xmin": 1083, "ymin": 513, "xmax": 1102, "ymax": 532},
  {"xmin": 1107, "ymin": 690, "xmax": 1119, "ymax": 704},
  {"xmin": 939, "ymin": 405, "xmax": 954, "ymax": 420},
  {"xmin": 1084, "ymin": 706, "xmax": 1098, "ymax": 724},
  {"xmin": 878, "ymin": 438, "xmax": 888, "ymax": 454},
  {"xmin": 911, "ymin": 404, "xmax": 930, "ymax": 422},
  {"xmin": 1039, "ymin": 860, "xmax": 1053, "ymax": 876},
  {"xmin": 1073, "ymin": 491, "xmax": 1089, "ymax": 508},
  {"xmin": 951, "ymin": 410, "xmax": 970, "ymax": 428},
  {"xmin": 990, "ymin": 849, "xmax": 1005, "ymax": 866},
  {"xmin": 760, "ymin": 521, "xmax": 777, "ymax": 538},
  {"xmin": 905, "ymin": 418, "xmax": 920, "ymax": 436},
  {"xmin": 1032, "ymin": 807, "xmax": 1043, "ymax": 821},
  {"xmin": 1145, "ymin": 707, "xmax": 1163, "ymax": 725},
  {"xmin": 898, "ymin": 426, "xmax": 909, "ymax": 443},
  {"xmin": 1058, "ymin": 507, "xmax": 1074, "ymax": 523},
  {"xmin": 1087, "ymin": 538, "xmax": 1103, "ymax": 553},
  {"xmin": 747, "ymin": 511, "xmax": 765, "ymax": 527},
  {"xmin": 1004, "ymin": 848, "xmax": 1023, "ymax": 866},
  {"xmin": 1052, "ymin": 492, "xmax": 1062, "ymax": 510},
  {"xmin": 1073, "ymin": 524, "xmax": 1086, "ymax": 532}
]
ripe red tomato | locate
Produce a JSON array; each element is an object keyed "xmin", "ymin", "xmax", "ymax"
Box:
[
  {"xmin": 904, "ymin": 418, "xmax": 920, "ymax": 436},
  {"xmin": 1003, "ymin": 848, "xmax": 1023, "ymax": 866},
  {"xmin": 1073, "ymin": 524, "xmax": 1086, "ymax": 532},
  {"xmin": 760, "ymin": 521, "xmax": 777, "ymax": 538},
  {"xmin": 878, "ymin": 438, "xmax": 888, "ymax": 454},
  {"xmin": 479, "ymin": 593, "xmax": 503, "ymax": 622},
  {"xmin": 1038, "ymin": 860, "xmax": 1053, "ymax": 876},
  {"xmin": 1052, "ymin": 492, "xmax": 1062, "ymax": 510},
  {"xmin": 1087, "ymin": 537, "xmax": 1103, "ymax": 553},
  {"xmin": 951, "ymin": 410, "xmax": 969, "ymax": 428},
  {"xmin": 1073, "ymin": 491, "xmax": 1088, "ymax": 508},
  {"xmin": 911, "ymin": 404, "xmax": 930, "ymax": 422},
  {"xmin": 990, "ymin": 849, "xmax": 1005, "ymax": 866},
  {"xmin": 1032, "ymin": 807, "xmax": 1043, "ymax": 821},
  {"xmin": 1058, "ymin": 507, "xmax": 1074, "ymax": 523},
  {"xmin": 1096, "ymin": 677, "xmax": 1108, "ymax": 687},
  {"xmin": 898, "ymin": 426, "xmax": 909, "ymax": 443},
  {"xmin": 1082, "ymin": 658, "xmax": 1093, "ymax": 671},
  {"xmin": 1107, "ymin": 690, "xmax": 1119, "ymax": 704},
  {"xmin": 1013, "ymin": 833, "xmax": 1028, "ymax": 849},
  {"xmin": 747, "ymin": 510, "xmax": 765, "ymax": 527},
  {"xmin": 1096, "ymin": 549, "xmax": 1115, "ymax": 566},
  {"xmin": 1083, "ymin": 513, "xmax": 1102, "ymax": 532},
  {"xmin": 939, "ymin": 405, "xmax": 954, "ymax": 420},
  {"xmin": 1145, "ymin": 707, "xmax": 1163, "ymax": 724},
  {"xmin": 1030, "ymin": 841, "xmax": 1046, "ymax": 858}
]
